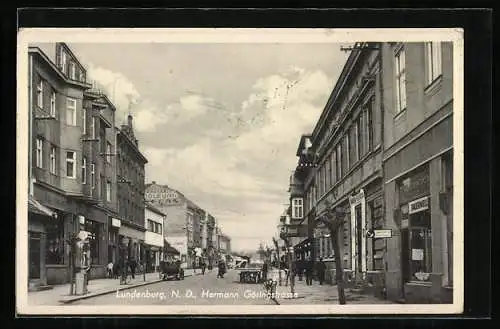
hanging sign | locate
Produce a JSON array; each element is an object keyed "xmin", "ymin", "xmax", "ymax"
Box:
[
  {"xmin": 111, "ymin": 218, "xmax": 121, "ymax": 228},
  {"xmin": 409, "ymin": 197, "xmax": 429, "ymax": 214},
  {"xmin": 366, "ymin": 229, "xmax": 392, "ymax": 238}
]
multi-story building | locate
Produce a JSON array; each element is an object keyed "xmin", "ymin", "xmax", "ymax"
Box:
[
  {"xmin": 116, "ymin": 114, "xmax": 148, "ymax": 265},
  {"xmin": 144, "ymin": 202, "xmax": 165, "ymax": 272},
  {"xmin": 218, "ymin": 233, "xmax": 231, "ymax": 255},
  {"xmin": 144, "ymin": 182, "xmax": 204, "ymax": 267},
  {"xmin": 381, "ymin": 42, "xmax": 453, "ymax": 303},
  {"xmin": 27, "ymin": 42, "xmax": 123, "ymax": 288},
  {"xmin": 291, "ymin": 42, "xmax": 385, "ymax": 291}
]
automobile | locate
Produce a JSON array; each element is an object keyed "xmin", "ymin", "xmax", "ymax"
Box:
[
  {"xmin": 160, "ymin": 260, "xmax": 184, "ymax": 281},
  {"xmin": 238, "ymin": 262, "xmax": 264, "ymax": 283}
]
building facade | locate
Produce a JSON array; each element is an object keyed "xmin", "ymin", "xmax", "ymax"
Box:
[
  {"xmin": 116, "ymin": 114, "xmax": 148, "ymax": 265},
  {"xmin": 27, "ymin": 43, "xmax": 117, "ymax": 288},
  {"xmin": 144, "ymin": 202, "xmax": 165, "ymax": 272},
  {"xmin": 144, "ymin": 182, "xmax": 204, "ymax": 267},
  {"xmin": 291, "ymin": 42, "xmax": 385, "ymax": 292},
  {"xmin": 381, "ymin": 42, "xmax": 453, "ymax": 303}
]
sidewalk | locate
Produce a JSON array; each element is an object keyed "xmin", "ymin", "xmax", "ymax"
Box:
[
  {"xmin": 28, "ymin": 269, "xmax": 200, "ymax": 305},
  {"xmin": 273, "ymin": 277, "xmax": 394, "ymax": 305}
]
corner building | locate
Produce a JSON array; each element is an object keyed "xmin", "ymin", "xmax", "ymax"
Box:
[
  {"xmin": 381, "ymin": 42, "xmax": 453, "ymax": 303},
  {"xmin": 293, "ymin": 42, "xmax": 386, "ymax": 293}
]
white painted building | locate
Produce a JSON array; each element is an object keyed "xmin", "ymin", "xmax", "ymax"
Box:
[{"xmin": 144, "ymin": 203, "xmax": 165, "ymax": 272}]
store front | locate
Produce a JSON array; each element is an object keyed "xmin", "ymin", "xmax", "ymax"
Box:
[
  {"xmin": 108, "ymin": 217, "xmax": 121, "ymax": 263},
  {"xmin": 118, "ymin": 222, "xmax": 145, "ymax": 263}
]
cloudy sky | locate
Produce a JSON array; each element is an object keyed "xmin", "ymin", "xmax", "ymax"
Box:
[{"xmin": 64, "ymin": 41, "xmax": 350, "ymax": 252}]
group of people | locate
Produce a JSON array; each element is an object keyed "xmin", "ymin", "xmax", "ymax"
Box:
[
  {"xmin": 275, "ymin": 256, "xmax": 328, "ymax": 286},
  {"xmin": 106, "ymin": 257, "xmax": 139, "ymax": 283}
]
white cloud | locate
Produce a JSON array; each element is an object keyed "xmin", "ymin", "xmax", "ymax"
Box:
[
  {"xmin": 87, "ymin": 63, "xmax": 169, "ymax": 132},
  {"xmin": 142, "ymin": 66, "xmax": 334, "ymax": 249}
]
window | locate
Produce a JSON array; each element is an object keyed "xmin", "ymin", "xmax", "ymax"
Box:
[
  {"xmin": 349, "ymin": 125, "xmax": 357, "ymax": 164},
  {"xmin": 345, "ymin": 134, "xmax": 350, "ymax": 169},
  {"xmin": 100, "ymin": 124, "xmax": 106, "ymax": 153},
  {"xmin": 395, "ymin": 47, "xmax": 407, "ymax": 113},
  {"xmin": 292, "ymin": 198, "xmax": 304, "ymax": 219},
  {"xmin": 106, "ymin": 142, "xmax": 112, "ymax": 163},
  {"xmin": 398, "ymin": 167, "xmax": 432, "ymax": 283},
  {"xmin": 46, "ymin": 219, "xmax": 64, "ymax": 265},
  {"xmin": 106, "ymin": 180, "xmax": 112, "ymax": 202},
  {"xmin": 101, "ymin": 174, "xmax": 105, "ymax": 200},
  {"xmin": 66, "ymin": 98, "xmax": 77, "ymax": 126},
  {"xmin": 425, "ymin": 42, "xmax": 442, "ymax": 85},
  {"xmin": 66, "ymin": 151, "xmax": 75, "ymax": 178},
  {"xmin": 70, "ymin": 62, "xmax": 76, "ymax": 80},
  {"xmin": 50, "ymin": 91, "xmax": 56, "ymax": 117},
  {"xmin": 36, "ymin": 79, "xmax": 43, "ymax": 108},
  {"xmin": 330, "ymin": 151, "xmax": 337, "ymax": 185},
  {"xmin": 356, "ymin": 117, "xmax": 363, "ymax": 158},
  {"xmin": 61, "ymin": 49, "xmax": 67, "ymax": 73},
  {"xmin": 90, "ymin": 163, "xmax": 95, "ymax": 189},
  {"xmin": 82, "ymin": 108, "xmax": 86, "ymax": 135},
  {"xmin": 336, "ymin": 144, "xmax": 342, "ymax": 179},
  {"xmin": 91, "ymin": 116, "xmax": 96, "ymax": 139},
  {"xmin": 326, "ymin": 156, "xmax": 331, "ymax": 189},
  {"xmin": 36, "ymin": 138, "xmax": 43, "ymax": 168},
  {"xmin": 49, "ymin": 146, "xmax": 56, "ymax": 174},
  {"xmin": 366, "ymin": 98, "xmax": 374, "ymax": 150},
  {"xmin": 81, "ymin": 157, "xmax": 87, "ymax": 184},
  {"xmin": 148, "ymin": 219, "xmax": 154, "ymax": 232}
]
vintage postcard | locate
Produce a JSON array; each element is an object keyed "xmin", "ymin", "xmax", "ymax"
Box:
[{"xmin": 16, "ymin": 28, "xmax": 464, "ymax": 315}]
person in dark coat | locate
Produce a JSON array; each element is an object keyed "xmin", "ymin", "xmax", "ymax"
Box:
[
  {"xmin": 201, "ymin": 259, "xmax": 206, "ymax": 275},
  {"xmin": 129, "ymin": 257, "xmax": 137, "ymax": 279},
  {"xmin": 217, "ymin": 259, "xmax": 226, "ymax": 278},
  {"xmin": 305, "ymin": 258, "xmax": 314, "ymax": 285},
  {"xmin": 316, "ymin": 258, "xmax": 327, "ymax": 285},
  {"xmin": 261, "ymin": 261, "xmax": 268, "ymax": 281}
]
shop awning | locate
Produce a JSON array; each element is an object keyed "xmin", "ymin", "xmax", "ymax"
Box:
[{"xmin": 28, "ymin": 195, "xmax": 56, "ymax": 217}]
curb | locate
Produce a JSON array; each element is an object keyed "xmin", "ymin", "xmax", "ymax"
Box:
[{"xmin": 59, "ymin": 272, "xmax": 201, "ymax": 304}]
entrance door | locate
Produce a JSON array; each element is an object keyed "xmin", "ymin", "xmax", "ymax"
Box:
[
  {"xmin": 355, "ymin": 205, "xmax": 363, "ymax": 277},
  {"xmin": 29, "ymin": 232, "xmax": 41, "ymax": 279}
]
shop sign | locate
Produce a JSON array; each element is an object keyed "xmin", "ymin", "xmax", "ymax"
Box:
[
  {"xmin": 409, "ymin": 197, "xmax": 429, "ymax": 214},
  {"xmin": 78, "ymin": 215, "xmax": 85, "ymax": 224},
  {"xmin": 399, "ymin": 167, "xmax": 430, "ymax": 204},
  {"xmin": 111, "ymin": 218, "xmax": 121, "ymax": 228}
]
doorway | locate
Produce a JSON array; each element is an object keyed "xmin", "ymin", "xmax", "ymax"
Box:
[
  {"xmin": 355, "ymin": 204, "xmax": 363, "ymax": 277},
  {"xmin": 29, "ymin": 232, "xmax": 41, "ymax": 279}
]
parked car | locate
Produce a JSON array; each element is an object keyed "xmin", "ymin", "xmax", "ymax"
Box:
[
  {"xmin": 160, "ymin": 260, "xmax": 184, "ymax": 281},
  {"xmin": 238, "ymin": 262, "xmax": 264, "ymax": 283}
]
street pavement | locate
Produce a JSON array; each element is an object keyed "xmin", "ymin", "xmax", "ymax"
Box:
[{"xmin": 70, "ymin": 269, "xmax": 276, "ymax": 305}]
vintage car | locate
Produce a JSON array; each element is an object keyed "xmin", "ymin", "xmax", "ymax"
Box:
[
  {"xmin": 238, "ymin": 261, "xmax": 264, "ymax": 283},
  {"xmin": 160, "ymin": 260, "xmax": 185, "ymax": 281}
]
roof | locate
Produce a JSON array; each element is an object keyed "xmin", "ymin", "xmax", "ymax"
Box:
[
  {"xmin": 163, "ymin": 240, "xmax": 180, "ymax": 255},
  {"xmin": 145, "ymin": 202, "xmax": 167, "ymax": 217}
]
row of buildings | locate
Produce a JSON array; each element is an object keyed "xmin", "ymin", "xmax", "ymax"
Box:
[
  {"xmin": 280, "ymin": 42, "xmax": 454, "ymax": 304},
  {"xmin": 26, "ymin": 42, "xmax": 230, "ymax": 290}
]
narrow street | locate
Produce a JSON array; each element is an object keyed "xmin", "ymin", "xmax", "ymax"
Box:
[{"xmin": 70, "ymin": 270, "xmax": 276, "ymax": 305}]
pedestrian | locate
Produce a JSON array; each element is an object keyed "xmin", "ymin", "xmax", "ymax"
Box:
[
  {"xmin": 113, "ymin": 261, "xmax": 120, "ymax": 279},
  {"xmin": 305, "ymin": 258, "xmax": 314, "ymax": 285},
  {"xmin": 107, "ymin": 261, "xmax": 114, "ymax": 278},
  {"xmin": 297, "ymin": 259, "xmax": 304, "ymax": 281},
  {"xmin": 217, "ymin": 259, "xmax": 226, "ymax": 278},
  {"xmin": 316, "ymin": 258, "xmax": 327, "ymax": 285},
  {"xmin": 261, "ymin": 261, "xmax": 268, "ymax": 282},
  {"xmin": 201, "ymin": 259, "xmax": 206, "ymax": 275},
  {"xmin": 129, "ymin": 257, "xmax": 137, "ymax": 280}
]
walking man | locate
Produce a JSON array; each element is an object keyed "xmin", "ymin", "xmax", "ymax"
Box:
[
  {"xmin": 261, "ymin": 261, "xmax": 268, "ymax": 282},
  {"xmin": 129, "ymin": 257, "xmax": 137, "ymax": 280},
  {"xmin": 317, "ymin": 258, "xmax": 326, "ymax": 285},
  {"xmin": 305, "ymin": 258, "xmax": 314, "ymax": 285}
]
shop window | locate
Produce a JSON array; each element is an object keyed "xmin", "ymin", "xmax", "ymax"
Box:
[
  {"xmin": 29, "ymin": 232, "xmax": 41, "ymax": 279},
  {"xmin": 46, "ymin": 219, "xmax": 65, "ymax": 265},
  {"xmin": 85, "ymin": 219, "xmax": 102, "ymax": 265},
  {"xmin": 400, "ymin": 181, "xmax": 432, "ymax": 282}
]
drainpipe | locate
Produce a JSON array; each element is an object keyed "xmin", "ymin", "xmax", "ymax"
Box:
[{"xmin": 28, "ymin": 53, "xmax": 33, "ymax": 196}]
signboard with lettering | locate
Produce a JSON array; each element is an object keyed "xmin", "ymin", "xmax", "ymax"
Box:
[
  {"xmin": 367, "ymin": 229, "xmax": 392, "ymax": 238},
  {"xmin": 111, "ymin": 218, "xmax": 121, "ymax": 228},
  {"xmin": 399, "ymin": 167, "xmax": 430, "ymax": 204},
  {"xmin": 409, "ymin": 197, "xmax": 429, "ymax": 214}
]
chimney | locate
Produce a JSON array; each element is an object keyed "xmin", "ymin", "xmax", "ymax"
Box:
[{"xmin": 127, "ymin": 114, "xmax": 133, "ymax": 128}]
